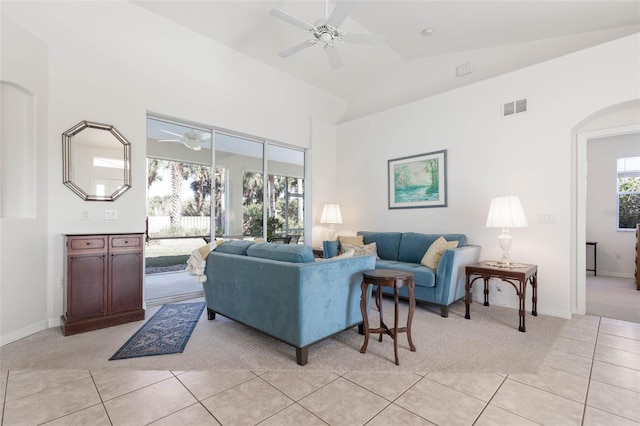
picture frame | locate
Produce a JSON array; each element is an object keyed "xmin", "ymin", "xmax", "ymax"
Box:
[{"xmin": 388, "ymin": 149, "xmax": 447, "ymax": 209}]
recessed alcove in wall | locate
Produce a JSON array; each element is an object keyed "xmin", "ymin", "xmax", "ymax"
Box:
[{"xmin": 0, "ymin": 81, "xmax": 36, "ymax": 219}]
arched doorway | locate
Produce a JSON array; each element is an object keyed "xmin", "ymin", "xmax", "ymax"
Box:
[{"xmin": 572, "ymin": 100, "xmax": 640, "ymax": 316}]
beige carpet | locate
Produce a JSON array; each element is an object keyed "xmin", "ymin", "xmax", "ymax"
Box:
[
  {"xmin": 586, "ymin": 275, "xmax": 640, "ymax": 323},
  {"xmin": 0, "ymin": 298, "xmax": 565, "ymax": 374}
]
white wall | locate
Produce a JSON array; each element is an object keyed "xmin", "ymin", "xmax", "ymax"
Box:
[
  {"xmin": 0, "ymin": 17, "xmax": 49, "ymax": 343},
  {"xmin": 587, "ymin": 133, "xmax": 640, "ymax": 277},
  {"xmin": 0, "ymin": 1, "xmax": 343, "ymax": 343},
  {"xmin": 337, "ymin": 33, "xmax": 640, "ymax": 319}
]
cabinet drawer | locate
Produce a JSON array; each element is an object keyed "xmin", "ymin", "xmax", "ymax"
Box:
[
  {"xmin": 68, "ymin": 236, "xmax": 107, "ymax": 253},
  {"xmin": 110, "ymin": 234, "xmax": 143, "ymax": 251}
]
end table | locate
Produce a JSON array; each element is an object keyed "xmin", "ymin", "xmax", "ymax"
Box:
[
  {"xmin": 465, "ymin": 261, "xmax": 538, "ymax": 332},
  {"xmin": 359, "ymin": 269, "xmax": 416, "ymax": 365}
]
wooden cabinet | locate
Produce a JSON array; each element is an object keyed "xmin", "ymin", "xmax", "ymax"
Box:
[{"xmin": 61, "ymin": 233, "xmax": 145, "ymax": 335}]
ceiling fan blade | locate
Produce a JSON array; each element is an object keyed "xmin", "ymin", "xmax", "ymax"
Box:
[
  {"xmin": 342, "ymin": 33, "xmax": 385, "ymax": 45},
  {"xmin": 324, "ymin": 45, "xmax": 343, "ymax": 70},
  {"xmin": 158, "ymin": 139, "xmax": 180, "ymax": 142},
  {"xmin": 198, "ymin": 133, "xmax": 212, "ymax": 141},
  {"xmin": 270, "ymin": 8, "xmax": 315, "ymax": 31},
  {"xmin": 327, "ymin": 1, "xmax": 355, "ymax": 28},
  {"xmin": 183, "ymin": 140, "xmax": 202, "ymax": 151},
  {"xmin": 278, "ymin": 40, "xmax": 317, "ymax": 57},
  {"xmin": 160, "ymin": 130, "xmax": 183, "ymax": 138}
]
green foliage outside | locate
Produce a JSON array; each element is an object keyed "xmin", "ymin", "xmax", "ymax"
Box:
[
  {"xmin": 148, "ymin": 160, "xmax": 303, "ymax": 240},
  {"xmin": 618, "ymin": 177, "xmax": 640, "ymax": 229}
]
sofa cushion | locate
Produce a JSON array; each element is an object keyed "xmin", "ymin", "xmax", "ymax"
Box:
[
  {"xmin": 375, "ymin": 260, "xmax": 436, "ymax": 287},
  {"xmin": 341, "ymin": 242, "xmax": 380, "ymax": 258},
  {"xmin": 396, "ymin": 233, "xmax": 467, "ymax": 263},
  {"xmin": 397, "ymin": 232, "xmax": 440, "ymax": 263},
  {"xmin": 247, "ymin": 242, "xmax": 315, "ymax": 263},
  {"xmin": 358, "ymin": 231, "xmax": 402, "ymax": 260},
  {"xmin": 215, "ymin": 240, "xmax": 255, "ymax": 255},
  {"xmin": 420, "ymin": 237, "xmax": 459, "ymax": 269}
]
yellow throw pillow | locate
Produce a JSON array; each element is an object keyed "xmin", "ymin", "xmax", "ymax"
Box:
[
  {"xmin": 338, "ymin": 235, "xmax": 364, "ymax": 247},
  {"xmin": 420, "ymin": 237, "xmax": 459, "ymax": 269}
]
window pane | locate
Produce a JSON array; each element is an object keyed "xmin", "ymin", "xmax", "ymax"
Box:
[
  {"xmin": 619, "ymin": 193, "xmax": 640, "ymax": 229},
  {"xmin": 267, "ymin": 144, "xmax": 304, "ymax": 241},
  {"xmin": 213, "ymin": 167, "xmax": 227, "ymax": 237},
  {"xmin": 215, "ymin": 133, "xmax": 264, "ymax": 238},
  {"xmin": 146, "ymin": 117, "xmax": 212, "ymax": 239}
]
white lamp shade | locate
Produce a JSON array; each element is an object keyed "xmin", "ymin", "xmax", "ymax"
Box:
[
  {"xmin": 320, "ymin": 204, "xmax": 343, "ymax": 224},
  {"xmin": 486, "ymin": 196, "xmax": 528, "ymax": 228}
]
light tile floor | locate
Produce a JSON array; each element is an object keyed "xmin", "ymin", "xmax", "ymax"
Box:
[{"xmin": 1, "ymin": 315, "xmax": 639, "ymax": 425}]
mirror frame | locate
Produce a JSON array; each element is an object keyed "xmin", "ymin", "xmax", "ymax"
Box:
[{"xmin": 62, "ymin": 120, "xmax": 131, "ymax": 201}]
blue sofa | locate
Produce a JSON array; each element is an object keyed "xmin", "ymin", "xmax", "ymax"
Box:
[
  {"xmin": 203, "ymin": 240, "xmax": 376, "ymax": 365},
  {"xmin": 324, "ymin": 231, "xmax": 481, "ymax": 317}
]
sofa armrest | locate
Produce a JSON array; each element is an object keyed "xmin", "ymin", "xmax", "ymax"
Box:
[
  {"xmin": 322, "ymin": 240, "xmax": 340, "ymax": 259},
  {"xmin": 435, "ymin": 245, "xmax": 481, "ymax": 305}
]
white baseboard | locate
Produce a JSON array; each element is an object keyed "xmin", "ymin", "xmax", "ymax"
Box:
[
  {"xmin": 593, "ymin": 271, "xmax": 635, "ymax": 279},
  {"xmin": 48, "ymin": 316, "xmax": 61, "ymax": 328},
  {"xmin": 0, "ymin": 319, "xmax": 49, "ymax": 346}
]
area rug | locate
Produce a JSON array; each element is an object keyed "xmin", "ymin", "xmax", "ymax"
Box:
[
  {"xmin": 109, "ymin": 302, "xmax": 205, "ymax": 360},
  {"xmin": 1, "ymin": 298, "xmax": 568, "ymax": 373}
]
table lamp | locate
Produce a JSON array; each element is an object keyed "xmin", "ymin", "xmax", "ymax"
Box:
[
  {"xmin": 320, "ymin": 204, "xmax": 342, "ymax": 240},
  {"xmin": 486, "ymin": 195, "xmax": 528, "ymax": 266}
]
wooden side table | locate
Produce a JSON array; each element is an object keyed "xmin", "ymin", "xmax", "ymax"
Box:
[
  {"xmin": 586, "ymin": 241, "xmax": 597, "ymax": 276},
  {"xmin": 359, "ymin": 269, "xmax": 416, "ymax": 365},
  {"xmin": 465, "ymin": 261, "xmax": 538, "ymax": 332}
]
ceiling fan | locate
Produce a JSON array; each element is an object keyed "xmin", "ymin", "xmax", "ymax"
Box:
[
  {"xmin": 158, "ymin": 129, "xmax": 210, "ymax": 151},
  {"xmin": 270, "ymin": 0, "xmax": 385, "ymax": 70}
]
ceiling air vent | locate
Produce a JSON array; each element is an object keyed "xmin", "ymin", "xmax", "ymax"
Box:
[{"xmin": 502, "ymin": 98, "xmax": 527, "ymax": 117}]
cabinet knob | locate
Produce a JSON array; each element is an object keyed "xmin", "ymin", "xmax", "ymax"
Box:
[
  {"xmin": 86, "ymin": 242, "xmax": 90, "ymax": 245},
  {"xmin": 124, "ymin": 241, "xmax": 128, "ymax": 244}
]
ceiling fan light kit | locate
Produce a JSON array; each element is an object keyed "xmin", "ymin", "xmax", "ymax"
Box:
[
  {"xmin": 158, "ymin": 129, "xmax": 208, "ymax": 151},
  {"xmin": 270, "ymin": 0, "xmax": 385, "ymax": 70}
]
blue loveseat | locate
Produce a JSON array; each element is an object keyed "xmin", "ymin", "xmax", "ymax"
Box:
[
  {"xmin": 203, "ymin": 240, "xmax": 376, "ymax": 365},
  {"xmin": 324, "ymin": 231, "xmax": 481, "ymax": 317}
]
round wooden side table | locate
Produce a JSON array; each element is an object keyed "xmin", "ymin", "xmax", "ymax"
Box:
[{"xmin": 359, "ymin": 269, "xmax": 416, "ymax": 365}]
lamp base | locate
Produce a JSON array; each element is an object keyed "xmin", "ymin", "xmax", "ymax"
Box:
[
  {"xmin": 497, "ymin": 229, "xmax": 513, "ymax": 266},
  {"xmin": 327, "ymin": 224, "xmax": 336, "ymax": 241}
]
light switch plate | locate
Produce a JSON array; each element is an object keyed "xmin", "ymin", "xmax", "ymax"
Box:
[{"xmin": 105, "ymin": 210, "xmax": 118, "ymax": 221}]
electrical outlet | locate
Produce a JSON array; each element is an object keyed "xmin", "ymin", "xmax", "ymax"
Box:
[
  {"xmin": 536, "ymin": 214, "xmax": 555, "ymax": 224},
  {"xmin": 105, "ymin": 210, "xmax": 118, "ymax": 221},
  {"xmin": 81, "ymin": 210, "xmax": 90, "ymax": 220},
  {"xmin": 58, "ymin": 277, "xmax": 64, "ymax": 289}
]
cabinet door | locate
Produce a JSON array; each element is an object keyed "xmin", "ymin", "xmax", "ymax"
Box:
[
  {"xmin": 66, "ymin": 254, "xmax": 107, "ymax": 322},
  {"xmin": 108, "ymin": 251, "xmax": 142, "ymax": 314}
]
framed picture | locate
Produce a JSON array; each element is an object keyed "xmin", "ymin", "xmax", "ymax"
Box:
[{"xmin": 388, "ymin": 149, "xmax": 447, "ymax": 209}]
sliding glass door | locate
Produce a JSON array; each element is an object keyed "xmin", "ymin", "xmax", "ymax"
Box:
[{"xmin": 147, "ymin": 115, "xmax": 306, "ymax": 245}]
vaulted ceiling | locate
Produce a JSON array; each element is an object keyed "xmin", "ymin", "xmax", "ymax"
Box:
[{"xmin": 133, "ymin": 1, "xmax": 640, "ymax": 122}]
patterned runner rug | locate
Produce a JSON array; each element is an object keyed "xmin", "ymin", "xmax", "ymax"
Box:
[{"xmin": 109, "ymin": 302, "xmax": 205, "ymax": 360}]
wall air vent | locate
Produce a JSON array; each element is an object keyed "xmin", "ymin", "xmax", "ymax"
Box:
[
  {"xmin": 456, "ymin": 62, "xmax": 474, "ymax": 77},
  {"xmin": 502, "ymin": 98, "xmax": 527, "ymax": 117}
]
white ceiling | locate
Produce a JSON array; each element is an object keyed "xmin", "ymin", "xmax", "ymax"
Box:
[{"xmin": 133, "ymin": 1, "xmax": 640, "ymax": 122}]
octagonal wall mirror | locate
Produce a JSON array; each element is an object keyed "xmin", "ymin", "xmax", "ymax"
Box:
[{"xmin": 62, "ymin": 120, "xmax": 131, "ymax": 201}]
